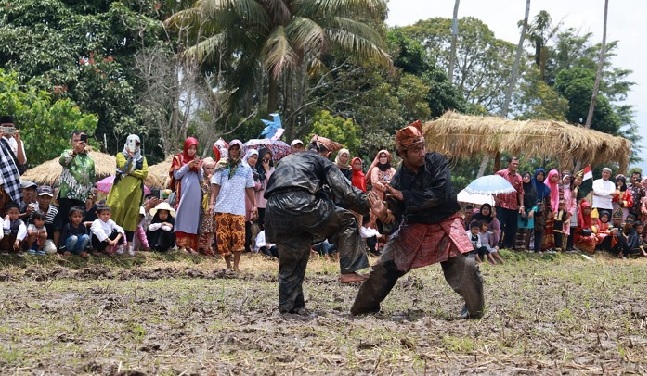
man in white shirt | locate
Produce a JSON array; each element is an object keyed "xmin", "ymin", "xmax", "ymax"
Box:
[{"xmin": 591, "ymin": 167, "xmax": 615, "ymax": 211}]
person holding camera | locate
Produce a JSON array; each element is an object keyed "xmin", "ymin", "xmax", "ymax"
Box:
[
  {"xmin": 107, "ymin": 134, "xmax": 148, "ymax": 256},
  {"xmin": 0, "ymin": 116, "xmax": 25, "ymax": 215},
  {"xmin": 52, "ymin": 131, "xmax": 96, "ymax": 247}
]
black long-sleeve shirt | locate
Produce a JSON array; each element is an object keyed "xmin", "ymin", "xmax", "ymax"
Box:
[{"xmin": 387, "ymin": 152, "xmax": 460, "ymax": 226}]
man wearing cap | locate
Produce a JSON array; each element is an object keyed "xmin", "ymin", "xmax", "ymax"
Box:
[
  {"xmin": 351, "ymin": 120, "xmax": 484, "ymax": 319},
  {"xmin": 290, "ymin": 139, "xmax": 305, "ymax": 154},
  {"xmin": 209, "ymin": 140, "xmax": 256, "ymax": 271},
  {"xmin": 30, "ymin": 185, "xmax": 59, "ymax": 253},
  {"xmin": 19, "ymin": 180, "xmax": 38, "ymax": 221},
  {"xmin": 53, "ymin": 131, "xmax": 96, "ymax": 247},
  {"xmin": 0, "ymin": 116, "xmax": 24, "ymax": 214},
  {"xmin": 592, "ymin": 167, "xmax": 615, "ymax": 212},
  {"xmin": 264, "ymin": 134, "xmax": 373, "ymax": 315}
]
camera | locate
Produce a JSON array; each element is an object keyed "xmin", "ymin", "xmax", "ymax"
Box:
[{"xmin": 80, "ymin": 134, "xmax": 88, "ymax": 143}]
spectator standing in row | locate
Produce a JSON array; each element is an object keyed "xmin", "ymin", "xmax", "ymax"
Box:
[
  {"xmin": 53, "ymin": 131, "xmax": 96, "ymax": 247},
  {"xmin": 171, "ymin": 137, "xmax": 202, "ymax": 254},
  {"xmin": 334, "ymin": 148, "xmax": 352, "ymax": 181},
  {"xmin": 210, "ymin": 140, "xmax": 255, "ymax": 271},
  {"xmin": 290, "ymin": 139, "xmax": 305, "ymax": 154},
  {"xmin": 107, "ymin": 134, "xmax": 148, "ymax": 256},
  {"xmin": 255, "ymin": 148, "xmax": 274, "ymax": 230},
  {"xmin": 495, "ymin": 157, "xmax": 524, "ymax": 249},
  {"xmin": 592, "ymin": 167, "xmax": 615, "ymax": 213},
  {"xmin": 0, "ymin": 116, "xmax": 24, "ymax": 216}
]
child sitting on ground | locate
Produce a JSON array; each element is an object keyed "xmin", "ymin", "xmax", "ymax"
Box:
[
  {"xmin": 90, "ymin": 205, "xmax": 125, "ymax": 256},
  {"xmin": 133, "ymin": 206, "xmax": 150, "ymax": 252},
  {"xmin": 25, "ymin": 211, "xmax": 47, "ymax": 256},
  {"xmin": 253, "ymin": 229, "xmax": 278, "ymax": 258},
  {"xmin": 147, "ymin": 202, "xmax": 175, "ymax": 252},
  {"xmin": 478, "ymin": 220, "xmax": 504, "ymax": 264},
  {"xmin": 59, "ymin": 206, "xmax": 90, "ymax": 257},
  {"xmin": 1, "ymin": 202, "xmax": 27, "ymax": 257},
  {"xmin": 359, "ymin": 215, "xmax": 382, "ymax": 256}
]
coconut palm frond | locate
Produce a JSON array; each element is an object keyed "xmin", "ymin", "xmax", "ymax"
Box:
[
  {"xmin": 286, "ymin": 17, "xmax": 327, "ymax": 55},
  {"xmin": 263, "ymin": 26, "xmax": 298, "ymax": 78}
]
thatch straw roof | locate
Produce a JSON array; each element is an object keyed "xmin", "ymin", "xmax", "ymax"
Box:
[
  {"xmin": 22, "ymin": 150, "xmax": 116, "ymax": 185},
  {"xmin": 146, "ymin": 156, "xmax": 173, "ymax": 189},
  {"xmin": 423, "ymin": 112, "xmax": 631, "ymax": 172}
]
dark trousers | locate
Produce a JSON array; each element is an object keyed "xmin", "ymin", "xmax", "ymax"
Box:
[
  {"xmin": 534, "ymin": 230, "xmax": 544, "ymax": 253},
  {"xmin": 497, "ymin": 207, "xmax": 518, "ymax": 249},
  {"xmin": 244, "ymin": 221, "xmax": 254, "ymax": 252},
  {"xmin": 351, "ymin": 256, "xmax": 484, "ymax": 319},
  {"xmin": 91, "ymin": 230, "xmax": 122, "ymax": 252}
]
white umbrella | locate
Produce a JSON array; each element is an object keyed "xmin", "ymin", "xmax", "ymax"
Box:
[
  {"xmin": 457, "ymin": 190, "xmax": 495, "ymax": 206},
  {"xmin": 463, "ymin": 174, "xmax": 515, "ymax": 195}
]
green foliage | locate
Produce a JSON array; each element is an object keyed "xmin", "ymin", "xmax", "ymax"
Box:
[
  {"xmin": 0, "ymin": 69, "xmax": 97, "ymax": 166},
  {"xmin": 399, "ymin": 17, "xmax": 518, "ymax": 114},
  {"xmin": 0, "ymin": 0, "xmax": 175, "ymax": 159},
  {"xmin": 310, "ymin": 110, "xmax": 360, "ymax": 155}
]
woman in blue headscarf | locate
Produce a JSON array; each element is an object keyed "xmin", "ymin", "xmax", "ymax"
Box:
[{"xmin": 532, "ymin": 168, "xmax": 552, "ymax": 254}]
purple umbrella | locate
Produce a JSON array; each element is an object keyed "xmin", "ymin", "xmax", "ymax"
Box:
[
  {"xmin": 96, "ymin": 175, "xmax": 151, "ymax": 195},
  {"xmin": 242, "ymin": 139, "xmax": 292, "ymax": 161}
]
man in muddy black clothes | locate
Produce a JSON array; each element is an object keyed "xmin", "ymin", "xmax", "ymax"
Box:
[
  {"xmin": 264, "ymin": 135, "xmax": 372, "ymax": 315},
  {"xmin": 351, "ymin": 120, "xmax": 485, "ymax": 319}
]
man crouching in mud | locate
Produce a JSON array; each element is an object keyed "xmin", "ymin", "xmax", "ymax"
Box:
[
  {"xmin": 351, "ymin": 120, "xmax": 485, "ymax": 319},
  {"xmin": 264, "ymin": 135, "xmax": 376, "ymax": 316}
]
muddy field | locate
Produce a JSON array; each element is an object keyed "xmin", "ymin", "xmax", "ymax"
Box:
[{"xmin": 1, "ymin": 252, "xmax": 646, "ymax": 375}]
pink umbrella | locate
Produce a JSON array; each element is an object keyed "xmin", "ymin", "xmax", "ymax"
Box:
[{"xmin": 96, "ymin": 175, "xmax": 151, "ymax": 195}]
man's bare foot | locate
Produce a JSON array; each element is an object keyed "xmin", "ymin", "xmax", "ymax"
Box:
[{"xmin": 340, "ymin": 272, "xmax": 369, "ymax": 283}]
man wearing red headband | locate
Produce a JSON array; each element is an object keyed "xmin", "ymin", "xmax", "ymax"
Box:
[{"xmin": 351, "ymin": 120, "xmax": 485, "ymax": 319}]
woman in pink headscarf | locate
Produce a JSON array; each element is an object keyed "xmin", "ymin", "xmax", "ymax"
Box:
[
  {"xmin": 366, "ymin": 150, "xmax": 396, "ymax": 227},
  {"xmin": 171, "ymin": 137, "xmax": 202, "ymax": 253}
]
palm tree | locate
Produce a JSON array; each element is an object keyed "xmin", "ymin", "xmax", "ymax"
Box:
[
  {"xmin": 477, "ymin": 0, "xmax": 530, "ymax": 177},
  {"xmin": 164, "ymin": 0, "xmax": 392, "ymax": 119},
  {"xmin": 585, "ymin": 0, "xmax": 608, "ymax": 128},
  {"xmin": 447, "ymin": 0, "xmax": 460, "ymax": 82}
]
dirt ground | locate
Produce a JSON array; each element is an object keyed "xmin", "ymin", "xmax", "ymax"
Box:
[{"xmin": 0, "ymin": 251, "xmax": 646, "ymax": 375}]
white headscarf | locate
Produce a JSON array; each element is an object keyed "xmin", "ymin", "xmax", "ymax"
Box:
[
  {"xmin": 122, "ymin": 134, "xmax": 142, "ymax": 161},
  {"xmin": 243, "ymin": 149, "xmax": 259, "ymax": 168}
]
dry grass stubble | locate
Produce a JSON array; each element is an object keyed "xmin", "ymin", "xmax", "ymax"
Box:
[{"xmin": 0, "ymin": 251, "xmax": 646, "ymax": 375}]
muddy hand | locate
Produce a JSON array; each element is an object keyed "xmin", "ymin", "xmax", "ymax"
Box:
[{"xmin": 384, "ymin": 183, "xmax": 403, "ymax": 201}]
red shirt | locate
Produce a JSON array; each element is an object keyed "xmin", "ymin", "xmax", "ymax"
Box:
[{"xmin": 495, "ymin": 168, "xmax": 524, "ymax": 210}]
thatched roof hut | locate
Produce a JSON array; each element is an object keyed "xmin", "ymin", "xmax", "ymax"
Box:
[
  {"xmin": 146, "ymin": 156, "xmax": 173, "ymax": 189},
  {"xmin": 21, "ymin": 150, "xmax": 116, "ymax": 186},
  {"xmin": 423, "ymin": 112, "xmax": 631, "ymax": 172}
]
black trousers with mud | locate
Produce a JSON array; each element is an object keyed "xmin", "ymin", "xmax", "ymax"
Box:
[
  {"xmin": 267, "ymin": 192, "xmax": 369, "ymax": 314},
  {"xmin": 351, "ymin": 256, "xmax": 485, "ymax": 319}
]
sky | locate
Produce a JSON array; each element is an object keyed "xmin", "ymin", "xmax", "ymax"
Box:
[{"xmin": 386, "ymin": 0, "xmax": 647, "ymax": 173}]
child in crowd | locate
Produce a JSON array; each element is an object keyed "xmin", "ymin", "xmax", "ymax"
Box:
[
  {"xmin": 254, "ymin": 230, "xmax": 278, "ymax": 258},
  {"xmin": 1, "ymin": 202, "xmax": 27, "ymax": 257},
  {"xmin": 90, "ymin": 205, "xmax": 125, "ymax": 256},
  {"xmin": 133, "ymin": 206, "xmax": 150, "ymax": 252},
  {"xmin": 359, "ymin": 215, "xmax": 382, "ymax": 256},
  {"xmin": 552, "ymin": 200, "xmax": 567, "ymax": 252},
  {"xmin": 147, "ymin": 202, "xmax": 175, "ymax": 252},
  {"xmin": 25, "ymin": 211, "xmax": 47, "ymax": 255},
  {"xmin": 478, "ymin": 220, "xmax": 504, "ymax": 264},
  {"xmin": 60, "ymin": 206, "xmax": 90, "ymax": 257},
  {"xmin": 198, "ymin": 157, "xmax": 216, "ymax": 256}
]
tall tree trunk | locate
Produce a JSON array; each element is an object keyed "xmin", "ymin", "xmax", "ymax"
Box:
[
  {"xmin": 447, "ymin": 0, "xmax": 460, "ymax": 82},
  {"xmin": 477, "ymin": 0, "xmax": 529, "ymax": 178},
  {"xmin": 267, "ymin": 74, "xmax": 279, "ymax": 114},
  {"xmin": 585, "ymin": 0, "xmax": 608, "ymax": 129}
]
